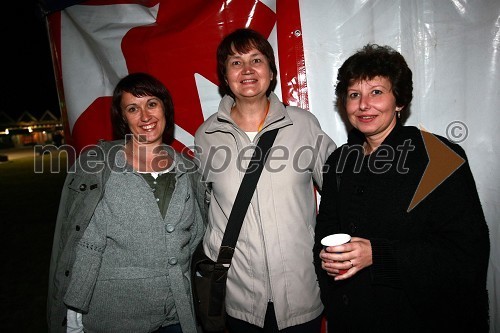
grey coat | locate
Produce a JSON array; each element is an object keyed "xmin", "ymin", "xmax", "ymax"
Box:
[{"xmin": 47, "ymin": 140, "xmax": 205, "ymax": 333}]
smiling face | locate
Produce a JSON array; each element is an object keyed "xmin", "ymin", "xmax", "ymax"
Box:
[
  {"xmin": 225, "ymin": 46, "xmax": 273, "ymax": 101},
  {"xmin": 346, "ymin": 76, "xmax": 402, "ymax": 145},
  {"xmin": 121, "ymin": 92, "xmax": 166, "ymax": 145}
]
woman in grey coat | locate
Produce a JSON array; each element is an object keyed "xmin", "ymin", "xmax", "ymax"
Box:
[{"xmin": 47, "ymin": 73, "xmax": 205, "ymax": 333}]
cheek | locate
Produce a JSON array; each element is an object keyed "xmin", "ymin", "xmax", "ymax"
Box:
[
  {"xmin": 123, "ymin": 112, "xmax": 136, "ymax": 124},
  {"xmin": 345, "ymin": 102, "xmax": 358, "ymax": 115}
]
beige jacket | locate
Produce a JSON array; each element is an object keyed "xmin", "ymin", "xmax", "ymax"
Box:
[{"xmin": 194, "ymin": 93, "xmax": 336, "ymax": 329}]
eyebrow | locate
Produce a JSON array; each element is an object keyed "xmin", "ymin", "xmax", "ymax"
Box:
[{"xmin": 228, "ymin": 51, "xmax": 262, "ymax": 59}]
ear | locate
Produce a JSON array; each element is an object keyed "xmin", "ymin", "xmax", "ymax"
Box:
[{"xmin": 396, "ymin": 106, "xmax": 403, "ymax": 111}]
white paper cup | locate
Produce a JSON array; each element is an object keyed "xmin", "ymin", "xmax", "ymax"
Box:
[
  {"xmin": 321, "ymin": 233, "xmax": 351, "ymax": 249},
  {"xmin": 321, "ymin": 233, "xmax": 351, "ymax": 274}
]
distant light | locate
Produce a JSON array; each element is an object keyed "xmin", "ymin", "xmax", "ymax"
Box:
[
  {"xmin": 28, "ymin": 127, "xmax": 33, "ymax": 133},
  {"xmin": 5, "ymin": 129, "xmax": 8, "ymax": 135}
]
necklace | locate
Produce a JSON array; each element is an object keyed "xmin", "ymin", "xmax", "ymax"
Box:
[{"xmin": 257, "ymin": 100, "xmax": 270, "ymax": 132}]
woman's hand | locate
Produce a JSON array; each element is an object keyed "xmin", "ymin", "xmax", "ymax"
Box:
[
  {"xmin": 66, "ymin": 308, "xmax": 83, "ymax": 333},
  {"xmin": 319, "ymin": 237, "xmax": 373, "ymax": 281}
]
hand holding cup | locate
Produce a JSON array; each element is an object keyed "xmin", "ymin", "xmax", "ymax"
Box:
[{"xmin": 321, "ymin": 233, "xmax": 351, "ymax": 274}]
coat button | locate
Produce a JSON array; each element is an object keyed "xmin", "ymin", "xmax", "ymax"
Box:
[
  {"xmin": 75, "ymin": 225, "xmax": 80, "ymax": 231},
  {"xmin": 65, "ymin": 270, "xmax": 70, "ymax": 277},
  {"xmin": 355, "ymin": 186, "xmax": 364, "ymax": 195},
  {"xmin": 79, "ymin": 184, "xmax": 87, "ymax": 191},
  {"xmin": 168, "ymin": 257, "xmax": 178, "ymax": 265},
  {"xmin": 165, "ymin": 224, "xmax": 175, "ymax": 233},
  {"xmin": 349, "ymin": 222, "xmax": 357, "ymax": 233}
]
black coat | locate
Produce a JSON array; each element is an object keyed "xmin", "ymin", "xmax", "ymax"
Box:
[{"xmin": 314, "ymin": 122, "xmax": 490, "ymax": 333}]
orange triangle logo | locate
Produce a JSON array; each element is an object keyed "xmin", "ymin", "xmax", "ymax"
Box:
[{"xmin": 407, "ymin": 126, "xmax": 465, "ymax": 212}]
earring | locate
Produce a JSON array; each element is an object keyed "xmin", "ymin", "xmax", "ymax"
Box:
[{"xmin": 396, "ymin": 106, "xmax": 402, "ymax": 119}]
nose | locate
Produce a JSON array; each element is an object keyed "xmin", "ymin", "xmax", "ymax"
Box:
[
  {"xmin": 140, "ymin": 108, "xmax": 151, "ymax": 122},
  {"xmin": 359, "ymin": 95, "xmax": 370, "ymax": 111},
  {"xmin": 242, "ymin": 63, "xmax": 253, "ymax": 74}
]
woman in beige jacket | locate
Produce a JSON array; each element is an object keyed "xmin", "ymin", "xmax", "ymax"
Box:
[{"xmin": 194, "ymin": 28, "xmax": 336, "ymax": 332}]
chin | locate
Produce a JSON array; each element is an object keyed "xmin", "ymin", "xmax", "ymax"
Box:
[{"xmin": 133, "ymin": 133, "xmax": 159, "ymax": 144}]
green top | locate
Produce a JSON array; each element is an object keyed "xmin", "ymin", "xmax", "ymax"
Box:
[{"xmin": 140, "ymin": 171, "xmax": 176, "ymax": 218}]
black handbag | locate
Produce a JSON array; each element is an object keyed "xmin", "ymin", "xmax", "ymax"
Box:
[{"xmin": 191, "ymin": 128, "xmax": 279, "ymax": 332}]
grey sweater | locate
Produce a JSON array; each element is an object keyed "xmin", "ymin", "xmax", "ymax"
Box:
[{"xmin": 48, "ymin": 140, "xmax": 205, "ymax": 333}]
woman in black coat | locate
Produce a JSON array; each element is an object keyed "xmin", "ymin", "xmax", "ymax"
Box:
[{"xmin": 314, "ymin": 44, "xmax": 490, "ymax": 333}]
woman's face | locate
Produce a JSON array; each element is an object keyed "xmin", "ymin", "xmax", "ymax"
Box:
[
  {"xmin": 346, "ymin": 76, "xmax": 401, "ymax": 142},
  {"xmin": 225, "ymin": 46, "xmax": 273, "ymax": 101},
  {"xmin": 121, "ymin": 92, "xmax": 166, "ymax": 145}
]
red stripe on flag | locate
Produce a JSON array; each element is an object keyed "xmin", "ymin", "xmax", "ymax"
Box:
[
  {"xmin": 277, "ymin": 4, "xmax": 326, "ymax": 332},
  {"xmin": 276, "ymin": 0, "xmax": 309, "ymax": 110}
]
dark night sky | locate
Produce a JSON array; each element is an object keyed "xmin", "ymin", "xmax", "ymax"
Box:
[{"xmin": 2, "ymin": 1, "xmax": 60, "ymax": 120}]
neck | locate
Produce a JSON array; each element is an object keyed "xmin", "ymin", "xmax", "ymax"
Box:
[
  {"xmin": 363, "ymin": 141, "xmax": 376, "ymax": 155},
  {"xmin": 231, "ymin": 98, "xmax": 270, "ymax": 132},
  {"xmin": 125, "ymin": 141, "xmax": 172, "ymax": 172}
]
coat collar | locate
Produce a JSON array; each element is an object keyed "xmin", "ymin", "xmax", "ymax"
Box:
[{"xmin": 204, "ymin": 92, "xmax": 293, "ymax": 134}]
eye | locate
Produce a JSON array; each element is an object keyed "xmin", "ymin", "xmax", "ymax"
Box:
[
  {"xmin": 230, "ymin": 60, "xmax": 241, "ymax": 66},
  {"xmin": 148, "ymin": 100, "xmax": 158, "ymax": 108},
  {"xmin": 125, "ymin": 106, "xmax": 137, "ymax": 113},
  {"xmin": 348, "ymin": 92, "xmax": 360, "ymax": 99},
  {"xmin": 252, "ymin": 58, "xmax": 262, "ymax": 64},
  {"xmin": 371, "ymin": 89, "xmax": 383, "ymax": 95}
]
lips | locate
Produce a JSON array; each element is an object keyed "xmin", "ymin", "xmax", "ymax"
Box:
[
  {"xmin": 241, "ymin": 79, "xmax": 257, "ymax": 84},
  {"xmin": 358, "ymin": 115, "xmax": 376, "ymax": 121},
  {"xmin": 141, "ymin": 123, "xmax": 157, "ymax": 131}
]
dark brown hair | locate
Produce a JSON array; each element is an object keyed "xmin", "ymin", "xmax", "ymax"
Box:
[
  {"xmin": 217, "ymin": 28, "xmax": 278, "ymax": 98},
  {"xmin": 335, "ymin": 44, "xmax": 413, "ymax": 113}
]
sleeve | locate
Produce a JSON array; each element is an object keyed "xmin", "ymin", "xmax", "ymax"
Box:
[
  {"xmin": 188, "ymin": 168, "xmax": 207, "ymax": 254},
  {"xmin": 48, "ymin": 153, "xmax": 95, "ymax": 325},
  {"xmin": 190, "ymin": 203, "xmax": 205, "ymax": 256},
  {"xmin": 189, "ymin": 164, "xmax": 209, "ymax": 227},
  {"xmin": 309, "ymin": 115, "xmax": 337, "ymax": 191},
  {"xmin": 392, "ymin": 144, "xmax": 490, "ymax": 319},
  {"xmin": 63, "ymin": 209, "xmax": 107, "ymax": 312},
  {"xmin": 313, "ymin": 150, "xmax": 342, "ymax": 302}
]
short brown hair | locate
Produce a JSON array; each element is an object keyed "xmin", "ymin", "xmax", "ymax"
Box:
[{"xmin": 335, "ymin": 44, "xmax": 413, "ymax": 113}]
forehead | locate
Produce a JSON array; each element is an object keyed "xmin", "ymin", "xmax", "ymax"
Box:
[
  {"xmin": 348, "ymin": 76, "xmax": 391, "ymax": 89},
  {"xmin": 120, "ymin": 92, "xmax": 155, "ymax": 105},
  {"xmin": 228, "ymin": 45, "xmax": 262, "ymax": 57}
]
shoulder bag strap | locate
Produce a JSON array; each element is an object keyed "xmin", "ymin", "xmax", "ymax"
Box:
[{"xmin": 217, "ymin": 128, "xmax": 279, "ymax": 263}]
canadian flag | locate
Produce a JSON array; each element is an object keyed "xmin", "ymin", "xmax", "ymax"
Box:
[
  {"xmin": 46, "ymin": 0, "xmax": 308, "ymax": 154},
  {"xmin": 44, "ymin": 1, "xmax": 500, "ymax": 330}
]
